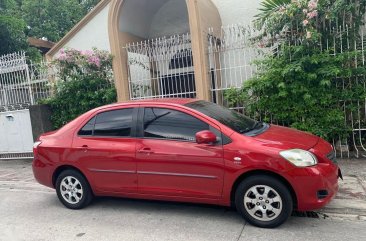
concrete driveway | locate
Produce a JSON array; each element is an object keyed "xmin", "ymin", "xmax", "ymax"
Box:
[{"xmin": 1, "ymin": 160, "xmax": 365, "ymax": 241}]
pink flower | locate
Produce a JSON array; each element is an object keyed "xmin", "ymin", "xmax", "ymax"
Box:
[
  {"xmin": 88, "ymin": 56, "xmax": 101, "ymax": 67},
  {"xmin": 303, "ymin": 19, "xmax": 309, "ymax": 26},
  {"xmin": 58, "ymin": 53, "xmax": 67, "ymax": 61},
  {"xmin": 308, "ymin": 0, "xmax": 318, "ymax": 10},
  {"xmin": 306, "ymin": 31, "xmax": 312, "ymax": 39},
  {"xmin": 82, "ymin": 50, "xmax": 94, "ymax": 56},
  {"xmin": 307, "ymin": 10, "xmax": 318, "ymax": 19}
]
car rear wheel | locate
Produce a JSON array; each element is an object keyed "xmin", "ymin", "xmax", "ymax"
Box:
[
  {"xmin": 235, "ymin": 175, "xmax": 293, "ymax": 228},
  {"xmin": 56, "ymin": 169, "xmax": 93, "ymax": 209}
]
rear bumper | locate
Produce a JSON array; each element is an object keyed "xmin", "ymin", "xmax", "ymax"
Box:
[
  {"xmin": 287, "ymin": 163, "xmax": 339, "ymax": 211},
  {"xmin": 32, "ymin": 158, "xmax": 54, "ymax": 189}
]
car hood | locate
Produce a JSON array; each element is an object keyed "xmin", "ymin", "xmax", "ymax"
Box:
[{"xmin": 252, "ymin": 125, "xmax": 319, "ymax": 150}]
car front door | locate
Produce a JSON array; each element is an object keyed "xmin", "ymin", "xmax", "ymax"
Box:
[
  {"xmin": 72, "ymin": 107, "xmax": 138, "ymax": 193},
  {"xmin": 135, "ymin": 106, "xmax": 225, "ymax": 199}
]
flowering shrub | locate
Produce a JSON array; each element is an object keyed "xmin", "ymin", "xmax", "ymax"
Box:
[
  {"xmin": 225, "ymin": 0, "xmax": 366, "ymax": 141},
  {"xmin": 42, "ymin": 48, "xmax": 117, "ymax": 129},
  {"xmin": 56, "ymin": 48, "xmax": 114, "ymax": 81},
  {"xmin": 255, "ymin": 0, "xmax": 366, "ymax": 45}
]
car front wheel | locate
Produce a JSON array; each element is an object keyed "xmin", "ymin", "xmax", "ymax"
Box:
[
  {"xmin": 235, "ymin": 175, "xmax": 293, "ymax": 228},
  {"xmin": 56, "ymin": 169, "xmax": 93, "ymax": 209}
]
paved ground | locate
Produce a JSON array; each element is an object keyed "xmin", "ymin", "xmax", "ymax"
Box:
[
  {"xmin": 0, "ymin": 159, "xmax": 365, "ymax": 241},
  {"xmin": 320, "ymin": 159, "xmax": 366, "ymax": 218}
]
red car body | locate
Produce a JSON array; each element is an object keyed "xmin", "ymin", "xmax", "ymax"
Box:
[{"xmin": 33, "ymin": 98, "xmax": 339, "ymax": 211}]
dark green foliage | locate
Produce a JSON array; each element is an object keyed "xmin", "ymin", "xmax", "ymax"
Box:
[
  {"xmin": 21, "ymin": 0, "xmax": 100, "ymax": 42},
  {"xmin": 0, "ymin": 14, "xmax": 27, "ymax": 54},
  {"xmin": 40, "ymin": 48, "xmax": 117, "ymax": 129},
  {"xmin": 0, "ymin": 0, "xmax": 99, "ymax": 58},
  {"xmin": 225, "ymin": 0, "xmax": 366, "ymax": 142},
  {"xmin": 225, "ymin": 47, "xmax": 366, "ymax": 140},
  {"xmin": 43, "ymin": 77, "xmax": 117, "ymax": 129}
]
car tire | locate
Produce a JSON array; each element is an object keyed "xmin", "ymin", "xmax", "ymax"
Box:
[
  {"xmin": 55, "ymin": 169, "xmax": 93, "ymax": 209},
  {"xmin": 235, "ymin": 175, "xmax": 293, "ymax": 228}
]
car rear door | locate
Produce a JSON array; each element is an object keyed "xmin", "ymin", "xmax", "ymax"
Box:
[
  {"xmin": 135, "ymin": 106, "xmax": 225, "ymax": 199},
  {"xmin": 72, "ymin": 106, "xmax": 138, "ymax": 193}
]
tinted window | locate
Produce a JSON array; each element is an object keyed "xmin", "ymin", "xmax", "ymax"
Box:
[
  {"xmin": 143, "ymin": 108, "xmax": 209, "ymax": 141},
  {"xmin": 185, "ymin": 100, "xmax": 256, "ymax": 134},
  {"xmin": 93, "ymin": 109, "xmax": 133, "ymax": 137},
  {"xmin": 78, "ymin": 117, "xmax": 95, "ymax": 136}
]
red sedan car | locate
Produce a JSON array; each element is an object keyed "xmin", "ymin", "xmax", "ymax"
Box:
[{"xmin": 33, "ymin": 99, "xmax": 340, "ymax": 228}]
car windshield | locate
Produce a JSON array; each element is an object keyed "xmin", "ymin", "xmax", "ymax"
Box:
[{"xmin": 185, "ymin": 100, "xmax": 257, "ymax": 134}]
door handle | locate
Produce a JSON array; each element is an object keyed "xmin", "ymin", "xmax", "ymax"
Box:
[
  {"xmin": 81, "ymin": 145, "xmax": 89, "ymax": 152},
  {"xmin": 137, "ymin": 147, "xmax": 154, "ymax": 154}
]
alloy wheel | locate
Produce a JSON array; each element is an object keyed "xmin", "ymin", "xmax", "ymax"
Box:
[
  {"xmin": 60, "ymin": 176, "xmax": 83, "ymax": 204},
  {"xmin": 243, "ymin": 185, "xmax": 282, "ymax": 221}
]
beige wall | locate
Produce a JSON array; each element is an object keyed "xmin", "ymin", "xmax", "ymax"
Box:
[{"xmin": 109, "ymin": 0, "xmax": 222, "ymax": 102}]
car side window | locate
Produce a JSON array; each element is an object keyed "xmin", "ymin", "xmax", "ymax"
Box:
[
  {"xmin": 94, "ymin": 109, "xmax": 133, "ymax": 137},
  {"xmin": 143, "ymin": 107, "xmax": 209, "ymax": 142},
  {"xmin": 78, "ymin": 117, "xmax": 96, "ymax": 136},
  {"xmin": 78, "ymin": 109, "xmax": 133, "ymax": 137}
]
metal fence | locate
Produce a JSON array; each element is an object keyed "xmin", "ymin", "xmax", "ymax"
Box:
[
  {"xmin": 0, "ymin": 52, "xmax": 52, "ymax": 112},
  {"xmin": 208, "ymin": 23, "xmax": 366, "ymax": 158},
  {"xmin": 208, "ymin": 25, "xmax": 262, "ymax": 106},
  {"xmin": 124, "ymin": 33, "xmax": 196, "ymax": 100}
]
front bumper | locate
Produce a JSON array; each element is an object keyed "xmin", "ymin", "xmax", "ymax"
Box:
[{"xmin": 287, "ymin": 162, "xmax": 339, "ymax": 211}]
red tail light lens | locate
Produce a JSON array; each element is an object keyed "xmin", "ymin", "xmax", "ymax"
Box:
[{"xmin": 33, "ymin": 141, "xmax": 42, "ymax": 157}]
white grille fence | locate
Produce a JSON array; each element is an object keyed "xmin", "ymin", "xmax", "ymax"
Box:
[
  {"xmin": 124, "ymin": 33, "xmax": 196, "ymax": 100},
  {"xmin": 208, "ymin": 23, "xmax": 366, "ymax": 158},
  {"xmin": 0, "ymin": 52, "xmax": 53, "ymax": 112}
]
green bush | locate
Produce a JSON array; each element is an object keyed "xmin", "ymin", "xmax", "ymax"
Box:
[
  {"xmin": 41, "ymin": 48, "xmax": 117, "ymax": 129},
  {"xmin": 225, "ymin": 47, "xmax": 366, "ymax": 140},
  {"xmin": 224, "ymin": 0, "xmax": 366, "ymax": 141}
]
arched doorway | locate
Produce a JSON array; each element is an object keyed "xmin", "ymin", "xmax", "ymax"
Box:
[{"xmin": 108, "ymin": 0, "xmax": 221, "ymax": 101}]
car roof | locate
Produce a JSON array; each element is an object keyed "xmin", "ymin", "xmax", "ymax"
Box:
[
  {"xmin": 131, "ymin": 98, "xmax": 198, "ymax": 105},
  {"xmin": 91, "ymin": 98, "xmax": 201, "ymax": 112},
  {"xmin": 100, "ymin": 98, "xmax": 199, "ymax": 110}
]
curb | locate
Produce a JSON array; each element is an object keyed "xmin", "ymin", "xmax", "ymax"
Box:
[{"xmin": 319, "ymin": 199, "xmax": 366, "ymax": 221}]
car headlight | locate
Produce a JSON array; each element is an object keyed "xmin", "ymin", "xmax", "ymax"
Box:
[{"xmin": 279, "ymin": 149, "xmax": 317, "ymax": 167}]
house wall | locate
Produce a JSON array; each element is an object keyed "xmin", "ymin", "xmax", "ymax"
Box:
[
  {"xmin": 212, "ymin": 0, "xmax": 261, "ymax": 26},
  {"xmin": 149, "ymin": 0, "xmax": 190, "ymax": 38},
  {"xmin": 51, "ymin": 0, "xmax": 262, "ymax": 58},
  {"xmin": 55, "ymin": 2, "xmax": 111, "ymax": 56}
]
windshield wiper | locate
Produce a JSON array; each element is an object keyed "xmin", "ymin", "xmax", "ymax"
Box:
[{"xmin": 241, "ymin": 121, "xmax": 263, "ymax": 133}]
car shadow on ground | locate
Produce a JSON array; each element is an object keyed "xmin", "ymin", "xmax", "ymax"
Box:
[{"xmin": 44, "ymin": 194, "xmax": 325, "ymax": 229}]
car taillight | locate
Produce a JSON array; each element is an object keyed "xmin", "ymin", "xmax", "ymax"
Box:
[
  {"xmin": 33, "ymin": 141, "xmax": 42, "ymax": 149},
  {"xmin": 33, "ymin": 141, "xmax": 42, "ymax": 157}
]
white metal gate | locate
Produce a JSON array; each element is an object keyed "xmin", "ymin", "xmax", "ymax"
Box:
[
  {"xmin": 124, "ymin": 33, "xmax": 196, "ymax": 99},
  {"xmin": 0, "ymin": 52, "xmax": 52, "ymax": 159},
  {"xmin": 0, "ymin": 110, "xmax": 34, "ymax": 159}
]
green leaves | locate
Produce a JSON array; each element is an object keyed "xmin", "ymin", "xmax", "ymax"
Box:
[
  {"xmin": 0, "ymin": 15, "xmax": 27, "ymax": 55},
  {"xmin": 224, "ymin": 47, "xmax": 365, "ymax": 141},
  {"xmin": 40, "ymin": 48, "xmax": 117, "ymax": 129},
  {"xmin": 21, "ymin": 0, "xmax": 99, "ymax": 42},
  {"xmin": 255, "ymin": 0, "xmax": 291, "ymax": 27},
  {"xmin": 239, "ymin": 0, "xmax": 366, "ymax": 141},
  {"xmin": 0, "ymin": 0, "xmax": 99, "ymax": 57}
]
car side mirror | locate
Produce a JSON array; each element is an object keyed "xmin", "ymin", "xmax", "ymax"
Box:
[{"xmin": 196, "ymin": 130, "xmax": 217, "ymax": 144}]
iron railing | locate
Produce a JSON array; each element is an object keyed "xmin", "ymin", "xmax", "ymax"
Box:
[
  {"xmin": 208, "ymin": 23, "xmax": 366, "ymax": 158},
  {"xmin": 0, "ymin": 52, "xmax": 53, "ymax": 112},
  {"xmin": 124, "ymin": 33, "xmax": 196, "ymax": 99}
]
